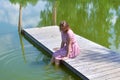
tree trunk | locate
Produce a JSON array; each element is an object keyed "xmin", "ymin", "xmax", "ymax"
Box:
[
  {"xmin": 52, "ymin": 1, "xmax": 57, "ymax": 25},
  {"xmin": 18, "ymin": 4, "xmax": 22, "ymax": 33}
]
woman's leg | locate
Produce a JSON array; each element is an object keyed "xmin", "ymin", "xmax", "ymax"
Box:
[
  {"xmin": 55, "ymin": 59, "xmax": 60, "ymax": 66},
  {"xmin": 50, "ymin": 56, "xmax": 55, "ymax": 64}
]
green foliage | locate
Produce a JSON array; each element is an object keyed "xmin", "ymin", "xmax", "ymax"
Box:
[
  {"xmin": 9, "ymin": 0, "xmax": 38, "ymax": 7},
  {"xmin": 38, "ymin": 0, "xmax": 120, "ymax": 48}
]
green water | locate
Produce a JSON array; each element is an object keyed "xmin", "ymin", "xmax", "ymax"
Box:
[
  {"xmin": 38, "ymin": 0, "xmax": 120, "ymax": 53},
  {"xmin": 0, "ymin": 0, "xmax": 79, "ymax": 80},
  {"xmin": 0, "ymin": 0, "xmax": 120, "ymax": 80}
]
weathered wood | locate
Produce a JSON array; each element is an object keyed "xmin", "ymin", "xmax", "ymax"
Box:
[{"xmin": 22, "ymin": 26, "xmax": 120, "ymax": 80}]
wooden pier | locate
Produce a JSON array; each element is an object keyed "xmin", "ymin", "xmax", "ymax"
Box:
[{"xmin": 22, "ymin": 26, "xmax": 120, "ymax": 80}]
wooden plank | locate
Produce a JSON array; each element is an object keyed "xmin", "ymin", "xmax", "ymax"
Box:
[
  {"xmin": 92, "ymin": 71, "xmax": 120, "ymax": 80},
  {"xmin": 66, "ymin": 58, "xmax": 120, "ymax": 78},
  {"xmin": 89, "ymin": 68, "xmax": 120, "ymax": 79},
  {"xmin": 68, "ymin": 56, "xmax": 120, "ymax": 68},
  {"xmin": 66, "ymin": 52, "xmax": 120, "ymax": 63},
  {"xmin": 22, "ymin": 26, "xmax": 89, "ymax": 80},
  {"xmin": 22, "ymin": 26, "xmax": 120, "ymax": 80}
]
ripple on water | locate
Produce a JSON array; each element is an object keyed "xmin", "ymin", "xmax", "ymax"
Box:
[
  {"xmin": 0, "ymin": 48, "xmax": 18, "ymax": 61},
  {"xmin": 0, "ymin": 45, "xmax": 75, "ymax": 80},
  {"xmin": 0, "ymin": 46, "xmax": 47, "ymax": 74}
]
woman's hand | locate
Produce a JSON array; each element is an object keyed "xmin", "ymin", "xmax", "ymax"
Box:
[
  {"xmin": 53, "ymin": 47, "xmax": 59, "ymax": 51},
  {"xmin": 62, "ymin": 56, "xmax": 68, "ymax": 60}
]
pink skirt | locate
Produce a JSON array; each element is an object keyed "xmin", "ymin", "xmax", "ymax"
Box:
[{"xmin": 53, "ymin": 43, "xmax": 80, "ymax": 60}]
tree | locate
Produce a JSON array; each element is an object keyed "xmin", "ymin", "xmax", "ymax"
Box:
[
  {"xmin": 38, "ymin": 0, "xmax": 120, "ymax": 49},
  {"xmin": 9, "ymin": 0, "xmax": 38, "ymax": 33}
]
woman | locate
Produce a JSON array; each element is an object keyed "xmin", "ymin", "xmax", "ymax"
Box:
[{"xmin": 50, "ymin": 21, "xmax": 80, "ymax": 66}]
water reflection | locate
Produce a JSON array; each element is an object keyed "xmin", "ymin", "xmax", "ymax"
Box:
[
  {"xmin": 18, "ymin": 33, "xmax": 27, "ymax": 63},
  {"xmin": 38, "ymin": 0, "xmax": 120, "ymax": 53},
  {"xmin": 18, "ymin": 32, "xmax": 51, "ymax": 64},
  {"xmin": 0, "ymin": 0, "xmax": 46, "ymax": 28},
  {"xmin": 4, "ymin": 0, "xmax": 119, "ymax": 52},
  {"xmin": 0, "ymin": 1, "xmax": 79, "ymax": 80}
]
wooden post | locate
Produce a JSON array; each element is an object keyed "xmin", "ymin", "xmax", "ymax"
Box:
[{"xmin": 18, "ymin": 4, "xmax": 22, "ymax": 33}]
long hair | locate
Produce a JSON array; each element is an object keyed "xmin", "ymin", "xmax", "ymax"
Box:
[{"xmin": 59, "ymin": 21, "xmax": 70, "ymax": 32}]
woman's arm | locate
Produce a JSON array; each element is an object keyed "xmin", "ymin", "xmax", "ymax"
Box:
[
  {"xmin": 66, "ymin": 37, "xmax": 72, "ymax": 57},
  {"xmin": 60, "ymin": 41, "xmax": 64, "ymax": 48},
  {"xmin": 62, "ymin": 37, "xmax": 71, "ymax": 60}
]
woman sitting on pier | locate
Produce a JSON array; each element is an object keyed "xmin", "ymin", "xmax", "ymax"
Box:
[{"xmin": 50, "ymin": 21, "xmax": 80, "ymax": 66}]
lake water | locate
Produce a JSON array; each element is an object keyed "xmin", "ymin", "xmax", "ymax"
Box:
[
  {"xmin": 0, "ymin": 0, "xmax": 79, "ymax": 80},
  {"xmin": 0, "ymin": 0, "xmax": 120, "ymax": 80}
]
